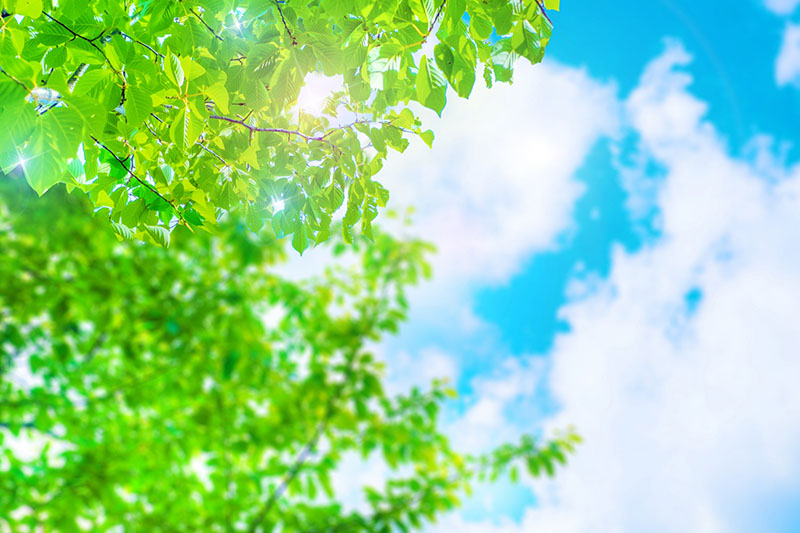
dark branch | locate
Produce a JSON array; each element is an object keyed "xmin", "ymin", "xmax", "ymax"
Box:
[
  {"xmin": 535, "ymin": 0, "xmax": 553, "ymax": 25},
  {"xmin": 0, "ymin": 421, "xmax": 61, "ymax": 439},
  {"xmin": 0, "ymin": 66, "xmax": 29, "ymax": 91},
  {"xmin": 190, "ymin": 8, "xmax": 224, "ymax": 41},
  {"xmin": 42, "ymin": 13, "xmax": 126, "ymax": 102},
  {"xmin": 274, "ymin": 0, "xmax": 298, "ymax": 45},
  {"xmin": 246, "ymin": 359, "xmax": 357, "ymax": 532},
  {"xmin": 196, "ymin": 142, "xmax": 228, "ymax": 166},
  {"xmin": 89, "ymin": 135, "xmax": 185, "ymax": 224},
  {"xmin": 118, "ymin": 31, "xmax": 164, "ymax": 59},
  {"xmin": 208, "ymin": 115, "xmax": 341, "ymax": 152},
  {"xmin": 431, "ymin": 0, "xmax": 447, "ymax": 31}
]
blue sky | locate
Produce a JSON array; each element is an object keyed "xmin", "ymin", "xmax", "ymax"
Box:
[{"xmin": 356, "ymin": 1, "xmax": 800, "ymax": 531}]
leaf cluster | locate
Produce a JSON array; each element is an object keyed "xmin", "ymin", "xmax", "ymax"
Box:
[
  {"xmin": 0, "ymin": 0, "xmax": 555, "ymax": 252},
  {"xmin": 0, "ymin": 179, "xmax": 577, "ymax": 532}
]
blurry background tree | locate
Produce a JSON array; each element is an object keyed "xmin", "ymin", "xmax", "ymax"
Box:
[
  {"xmin": 0, "ymin": 0, "xmax": 558, "ymax": 252},
  {"xmin": 0, "ymin": 177, "xmax": 579, "ymax": 531}
]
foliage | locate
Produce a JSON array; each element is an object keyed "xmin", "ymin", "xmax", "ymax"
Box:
[
  {"xmin": 0, "ymin": 177, "xmax": 579, "ymax": 532},
  {"xmin": 0, "ymin": 0, "xmax": 558, "ymax": 252}
]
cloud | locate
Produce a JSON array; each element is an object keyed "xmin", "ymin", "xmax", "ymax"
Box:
[
  {"xmin": 776, "ymin": 23, "xmax": 800, "ymax": 86},
  {"xmin": 276, "ymin": 60, "xmax": 617, "ymax": 301},
  {"xmin": 763, "ymin": 0, "xmax": 800, "ymax": 15},
  {"xmin": 381, "ymin": 60, "xmax": 620, "ymax": 290},
  {"xmin": 461, "ymin": 41, "xmax": 800, "ymax": 532},
  {"xmin": 384, "ymin": 346, "xmax": 459, "ymax": 396}
]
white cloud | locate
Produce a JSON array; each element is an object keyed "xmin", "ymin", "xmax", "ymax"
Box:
[
  {"xmin": 776, "ymin": 23, "xmax": 800, "ymax": 86},
  {"xmin": 764, "ymin": 0, "xmax": 800, "ymax": 15},
  {"xmin": 384, "ymin": 346, "xmax": 459, "ymax": 396},
  {"xmin": 311, "ymin": 43, "xmax": 800, "ymax": 532},
  {"xmin": 381, "ymin": 60, "xmax": 619, "ymax": 290},
  {"xmin": 461, "ymin": 41, "xmax": 800, "ymax": 532},
  {"xmin": 450, "ymin": 356, "xmax": 549, "ymax": 453}
]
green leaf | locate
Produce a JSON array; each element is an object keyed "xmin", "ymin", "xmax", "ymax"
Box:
[
  {"xmin": 13, "ymin": 0, "xmax": 42, "ymax": 19},
  {"xmin": 110, "ymin": 221, "xmax": 135, "ymax": 240},
  {"xmin": 416, "ymin": 55, "xmax": 447, "ymax": 116},
  {"xmin": 420, "ymin": 130, "xmax": 434, "ymax": 148},
  {"xmin": 166, "ymin": 53, "xmax": 185, "ymax": 89},
  {"xmin": 126, "ymin": 86, "xmax": 154, "ymax": 127},
  {"xmin": 469, "ymin": 15, "xmax": 493, "ymax": 40},
  {"xmin": 145, "ymin": 224, "xmax": 170, "ymax": 247},
  {"xmin": 292, "ymin": 224, "xmax": 309, "ymax": 254},
  {"xmin": 511, "ymin": 20, "xmax": 544, "ymax": 64},
  {"xmin": 0, "ymin": 0, "xmax": 557, "ymax": 250},
  {"xmin": 204, "ymin": 83, "xmax": 229, "ymax": 114},
  {"xmin": 23, "ymin": 127, "xmax": 64, "ymax": 195},
  {"xmin": 544, "ymin": 0, "xmax": 560, "ymax": 11},
  {"xmin": 45, "ymin": 46, "xmax": 67, "ymax": 69},
  {"xmin": 180, "ymin": 56, "xmax": 206, "ymax": 81}
]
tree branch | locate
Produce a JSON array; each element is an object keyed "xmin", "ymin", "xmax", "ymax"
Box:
[
  {"xmin": 208, "ymin": 115, "xmax": 343, "ymax": 154},
  {"xmin": 117, "ymin": 31, "xmax": 164, "ymax": 59},
  {"xmin": 274, "ymin": 0, "xmax": 298, "ymax": 45},
  {"xmin": 89, "ymin": 135, "xmax": 185, "ymax": 224},
  {"xmin": 42, "ymin": 13, "xmax": 126, "ymax": 102},
  {"xmin": 189, "ymin": 8, "xmax": 224, "ymax": 41},
  {"xmin": 535, "ymin": 0, "xmax": 553, "ymax": 25},
  {"xmin": 196, "ymin": 142, "xmax": 228, "ymax": 166},
  {"xmin": 246, "ymin": 360, "xmax": 357, "ymax": 532},
  {"xmin": 0, "ymin": 65, "xmax": 29, "ymax": 92}
]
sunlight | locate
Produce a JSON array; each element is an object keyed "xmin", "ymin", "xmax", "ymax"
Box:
[{"xmin": 295, "ymin": 73, "xmax": 344, "ymax": 116}]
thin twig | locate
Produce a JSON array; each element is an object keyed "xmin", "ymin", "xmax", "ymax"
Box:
[
  {"xmin": 89, "ymin": 135, "xmax": 185, "ymax": 224},
  {"xmin": 0, "ymin": 65, "xmax": 29, "ymax": 91},
  {"xmin": 209, "ymin": 115, "xmax": 343, "ymax": 155},
  {"xmin": 535, "ymin": 0, "xmax": 553, "ymax": 25},
  {"xmin": 196, "ymin": 142, "xmax": 228, "ymax": 165},
  {"xmin": 274, "ymin": 0, "xmax": 297, "ymax": 45},
  {"xmin": 247, "ymin": 359, "xmax": 357, "ymax": 532},
  {"xmin": 430, "ymin": 0, "xmax": 447, "ymax": 31},
  {"xmin": 118, "ymin": 31, "xmax": 164, "ymax": 58},
  {"xmin": 42, "ymin": 12, "xmax": 127, "ymax": 102},
  {"xmin": 189, "ymin": 8, "xmax": 224, "ymax": 41}
]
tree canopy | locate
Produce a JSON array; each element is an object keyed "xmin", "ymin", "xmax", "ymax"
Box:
[
  {"xmin": 0, "ymin": 178, "xmax": 578, "ymax": 531},
  {"xmin": 0, "ymin": 0, "xmax": 557, "ymax": 252}
]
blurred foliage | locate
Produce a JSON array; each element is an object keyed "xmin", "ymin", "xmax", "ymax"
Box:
[
  {"xmin": 0, "ymin": 177, "xmax": 579, "ymax": 531},
  {"xmin": 0, "ymin": 0, "xmax": 557, "ymax": 251}
]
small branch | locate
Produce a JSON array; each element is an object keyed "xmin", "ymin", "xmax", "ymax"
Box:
[
  {"xmin": 430, "ymin": 0, "xmax": 447, "ymax": 32},
  {"xmin": 274, "ymin": 0, "xmax": 297, "ymax": 45},
  {"xmin": 118, "ymin": 31, "xmax": 164, "ymax": 59},
  {"xmin": 535, "ymin": 0, "xmax": 553, "ymax": 25},
  {"xmin": 0, "ymin": 66, "xmax": 29, "ymax": 91},
  {"xmin": 404, "ymin": 0, "xmax": 446, "ymax": 49},
  {"xmin": 247, "ymin": 358, "xmax": 357, "ymax": 532},
  {"xmin": 196, "ymin": 141, "xmax": 228, "ymax": 166},
  {"xmin": 189, "ymin": 8, "xmax": 224, "ymax": 41},
  {"xmin": 42, "ymin": 13, "xmax": 126, "ymax": 101},
  {"xmin": 209, "ymin": 115, "xmax": 341, "ymax": 154},
  {"xmin": 247, "ymin": 420, "xmax": 327, "ymax": 532},
  {"xmin": 89, "ymin": 135, "xmax": 185, "ymax": 224}
]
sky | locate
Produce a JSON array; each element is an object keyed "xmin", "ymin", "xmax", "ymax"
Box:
[{"xmin": 334, "ymin": 1, "xmax": 800, "ymax": 531}]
